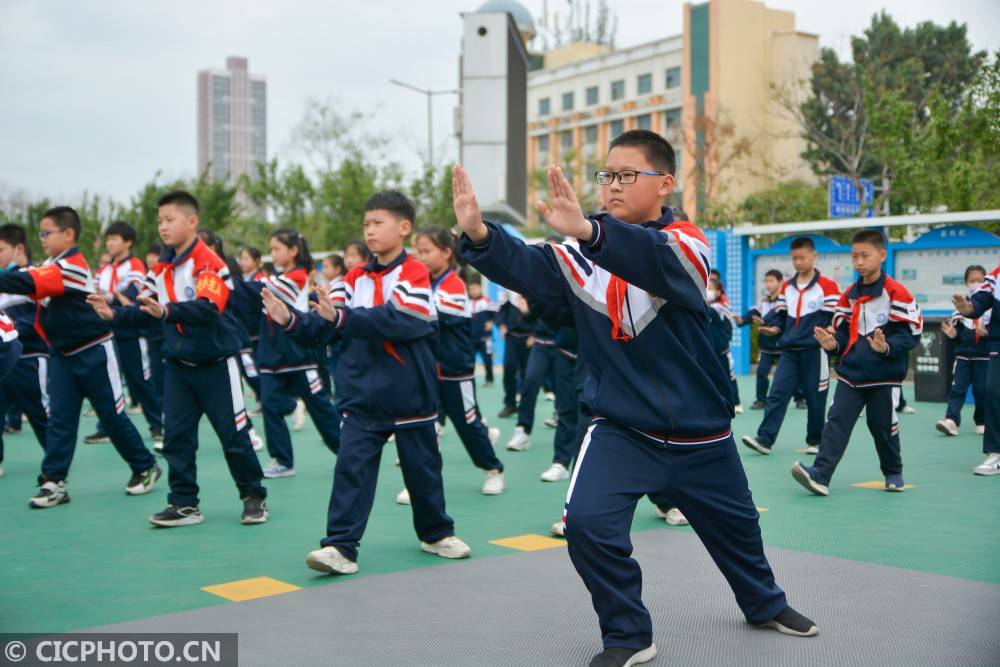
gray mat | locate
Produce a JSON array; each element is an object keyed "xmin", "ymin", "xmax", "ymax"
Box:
[{"xmin": 89, "ymin": 530, "xmax": 1000, "ymax": 666}]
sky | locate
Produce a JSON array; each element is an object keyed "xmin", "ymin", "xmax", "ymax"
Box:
[{"xmin": 1, "ymin": 0, "xmax": 997, "ymax": 207}]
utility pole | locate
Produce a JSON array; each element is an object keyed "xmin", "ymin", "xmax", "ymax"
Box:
[{"xmin": 389, "ymin": 79, "xmax": 458, "ymax": 169}]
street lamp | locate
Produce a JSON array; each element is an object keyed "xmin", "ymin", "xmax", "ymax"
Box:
[{"xmin": 389, "ymin": 79, "xmax": 458, "ymax": 169}]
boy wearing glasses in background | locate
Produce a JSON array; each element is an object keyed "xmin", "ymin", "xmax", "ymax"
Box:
[{"xmin": 454, "ymin": 129, "xmax": 816, "ymax": 667}]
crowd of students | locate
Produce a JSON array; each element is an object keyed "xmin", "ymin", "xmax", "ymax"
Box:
[{"xmin": 0, "ymin": 128, "xmax": 996, "ymax": 667}]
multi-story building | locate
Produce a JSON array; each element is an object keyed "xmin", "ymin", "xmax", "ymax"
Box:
[{"xmin": 197, "ymin": 56, "xmax": 267, "ymax": 185}]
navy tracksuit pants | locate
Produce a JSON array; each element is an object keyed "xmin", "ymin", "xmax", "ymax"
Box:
[
  {"xmin": 43, "ymin": 340, "xmax": 156, "ymax": 483},
  {"xmin": 516, "ymin": 342, "xmax": 557, "ymax": 432},
  {"xmin": 756, "ymin": 347, "xmax": 829, "ymax": 447},
  {"xmin": 321, "ymin": 420, "xmax": 455, "ymax": 562},
  {"xmin": 502, "ymin": 334, "xmax": 529, "ymax": 409},
  {"xmin": 261, "ymin": 369, "xmax": 340, "ymax": 468},
  {"xmin": 564, "ymin": 421, "xmax": 787, "ymax": 650},
  {"xmin": 474, "ymin": 338, "xmax": 494, "ymax": 384},
  {"xmin": 162, "ymin": 357, "xmax": 266, "ymax": 507},
  {"xmin": 0, "ymin": 356, "xmax": 48, "ymax": 464},
  {"xmin": 984, "ymin": 355, "xmax": 1000, "ymax": 454},
  {"xmin": 945, "ymin": 358, "xmax": 987, "ymax": 427},
  {"xmin": 755, "ymin": 351, "xmax": 780, "ymax": 403},
  {"xmin": 552, "ymin": 351, "xmax": 581, "ymax": 466},
  {"xmin": 238, "ymin": 346, "xmax": 262, "ymax": 402},
  {"xmin": 94, "ymin": 336, "xmax": 163, "ymax": 437},
  {"xmin": 439, "ymin": 377, "xmax": 503, "ymax": 471},
  {"xmin": 810, "ymin": 381, "xmax": 901, "ymax": 484}
]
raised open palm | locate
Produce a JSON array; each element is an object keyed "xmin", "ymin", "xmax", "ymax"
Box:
[
  {"xmin": 536, "ymin": 165, "xmax": 590, "ymax": 240},
  {"xmin": 451, "ymin": 164, "xmax": 488, "ymax": 242}
]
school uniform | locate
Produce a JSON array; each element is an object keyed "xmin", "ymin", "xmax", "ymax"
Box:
[
  {"xmin": 754, "ymin": 271, "xmax": 840, "ymax": 448},
  {"xmin": 0, "ymin": 312, "xmax": 23, "ymax": 464},
  {"xmin": 968, "ymin": 266, "xmax": 1000, "ymax": 456},
  {"xmin": 432, "ymin": 269, "xmax": 503, "ymax": 471},
  {"xmin": 462, "ymin": 210, "xmax": 788, "ymax": 651},
  {"xmin": 807, "ymin": 274, "xmax": 922, "ymax": 484},
  {"xmin": 739, "ymin": 294, "xmax": 782, "ymax": 403},
  {"xmin": 282, "ymin": 250, "xmax": 455, "ymax": 562},
  {"xmin": 709, "ymin": 297, "xmax": 741, "ymax": 406},
  {"xmin": 470, "ymin": 294, "xmax": 498, "ymax": 383},
  {"xmin": 235, "ymin": 270, "xmax": 266, "ymax": 400},
  {"xmin": 497, "ymin": 290, "xmax": 531, "ymax": 409},
  {"xmin": 515, "ymin": 306, "xmax": 559, "ymax": 432},
  {"xmin": 550, "ymin": 313, "xmax": 581, "ymax": 467},
  {"xmin": 0, "ymin": 248, "xmax": 157, "ymax": 484},
  {"xmin": 0, "ymin": 289, "xmax": 49, "ymax": 460},
  {"xmin": 97, "ymin": 255, "xmax": 163, "ymax": 435},
  {"xmin": 231, "ymin": 266, "xmax": 340, "ymax": 468},
  {"xmin": 112, "ymin": 239, "xmax": 265, "ymax": 508},
  {"xmin": 944, "ymin": 305, "xmax": 990, "ymax": 428}
]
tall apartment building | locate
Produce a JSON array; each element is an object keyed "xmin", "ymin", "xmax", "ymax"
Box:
[{"xmin": 197, "ymin": 56, "xmax": 267, "ymax": 184}]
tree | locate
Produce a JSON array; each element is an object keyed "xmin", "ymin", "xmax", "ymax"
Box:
[
  {"xmin": 737, "ymin": 180, "xmax": 827, "ymax": 225},
  {"xmin": 683, "ymin": 110, "xmax": 752, "ymax": 227}
]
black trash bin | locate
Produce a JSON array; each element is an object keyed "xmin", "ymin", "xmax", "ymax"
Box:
[{"xmin": 913, "ymin": 316, "xmax": 955, "ymax": 403}]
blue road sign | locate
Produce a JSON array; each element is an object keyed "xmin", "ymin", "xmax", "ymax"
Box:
[{"xmin": 829, "ymin": 176, "xmax": 874, "ymax": 218}]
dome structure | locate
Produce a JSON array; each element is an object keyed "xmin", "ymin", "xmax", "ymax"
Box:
[{"xmin": 477, "ymin": 0, "xmax": 537, "ymax": 40}]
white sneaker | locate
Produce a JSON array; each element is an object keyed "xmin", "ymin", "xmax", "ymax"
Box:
[
  {"xmin": 421, "ymin": 535, "xmax": 471, "ymax": 559},
  {"xmin": 550, "ymin": 520, "xmax": 565, "ymax": 537},
  {"xmin": 899, "ymin": 405, "xmax": 916, "ymax": 414},
  {"xmin": 306, "ymin": 546, "xmax": 358, "ymax": 575},
  {"xmin": 804, "ymin": 445, "xmax": 819, "ymax": 455},
  {"xmin": 654, "ymin": 506, "xmax": 689, "ymax": 526},
  {"xmin": 488, "ymin": 427, "xmax": 501, "ymax": 446},
  {"xmin": 506, "ymin": 426, "xmax": 531, "ymax": 451},
  {"xmin": 153, "ymin": 440, "xmax": 164, "ymax": 453},
  {"xmin": 973, "ymin": 453, "xmax": 1000, "ymax": 476},
  {"xmin": 396, "ymin": 487, "xmax": 411, "ymax": 505},
  {"xmin": 291, "ymin": 399, "xmax": 307, "ymax": 431},
  {"xmin": 976, "ymin": 425, "xmax": 986, "ymax": 436},
  {"xmin": 249, "ymin": 428, "xmax": 264, "ymax": 451},
  {"xmin": 544, "ymin": 391, "xmax": 556, "ymax": 401},
  {"xmin": 935, "ymin": 418, "xmax": 959, "ymax": 437},
  {"xmin": 734, "ymin": 404, "xmax": 744, "ymax": 414},
  {"xmin": 482, "ymin": 470, "xmax": 505, "ymax": 495},
  {"xmin": 29, "ymin": 480, "xmax": 70, "ymax": 508},
  {"xmin": 540, "ymin": 462, "xmax": 570, "ymax": 482}
]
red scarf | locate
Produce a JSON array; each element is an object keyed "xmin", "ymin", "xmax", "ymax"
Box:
[
  {"xmin": 842, "ymin": 295, "xmax": 873, "ymax": 356},
  {"xmin": 606, "ymin": 276, "xmax": 631, "ymax": 341},
  {"xmin": 369, "ymin": 269, "xmax": 405, "ymax": 364}
]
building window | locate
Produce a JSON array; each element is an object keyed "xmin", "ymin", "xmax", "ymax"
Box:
[
  {"xmin": 539, "ymin": 97, "xmax": 550, "ymax": 116},
  {"xmin": 610, "ymin": 119, "xmax": 624, "ymax": 138},
  {"xmin": 586, "ymin": 85, "xmax": 599, "ymax": 106},
  {"xmin": 665, "ymin": 67, "xmax": 681, "ymax": 89},
  {"xmin": 637, "ymin": 73, "xmax": 652, "ymax": 95},
  {"xmin": 637, "ymin": 114, "xmax": 652, "ymax": 130},
  {"xmin": 562, "ymin": 91, "xmax": 574, "ymax": 112},
  {"xmin": 536, "ymin": 135, "xmax": 550, "ymax": 165},
  {"xmin": 584, "ymin": 125, "xmax": 599, "ymax": 144},
  {"xmin": 560, "ymin": 130, "xmax": 574, "ymax": 150},
  {"xmin": 611, "ymin": 79, "xmax": 625, "ymax": 101},
  {"xmin": 665, "ymin": 108, "xmax": 681, "ymax": 129}
]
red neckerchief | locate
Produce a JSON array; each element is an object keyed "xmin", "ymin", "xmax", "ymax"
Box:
[
  {"xmin": 843, "ymin": 295, "xmax": 874, "ymax": 356},
  {"xmin": 368, "ymin": 266, "xmax": 405, "ymax": 365},
  {"xmin": 606, "ymin": 276, "xmax": 631, "ymax": 341}
]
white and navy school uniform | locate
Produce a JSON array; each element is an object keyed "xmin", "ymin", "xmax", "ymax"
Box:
[
  {"xmin": 944, "ymin": 302, "xmax": 990, "ymax": 428},
  {"xmin": 497, "ymin": 289, "xmax": 531, "ymax": 410},
  {"xmin": 0, "ymin": 248, "xmax": 156, "ymax": 484},
  {"xmin": 462, "ymin": 211, "xmax": 788, "ymax": 651},
  {"xmin": 0, "ymin": 283, "xmax": 49, "ymax": 460},
  {"xmin": 232, "ymin": 265, "xmax": 340, "ymax": 469},
  {"xmin": 807, "ymin": 273, "xmax": 922, "ymax": 484},
  {"xmin": 968, "ymin": 266, "xmax": 1000, "ymax": 455},
  {"xmin": 739, "ymin": 294, "xmax": 782, "ymax": 402},
  {"xmin": 514, "ymin": 302, "xmax": 560, "ymax": 432},
  {"xmin": 470, "ymin": 293, "xmax": 498, "ymax": 383},
  {"xmin": 0, "ymin": 312, "xmax": 23, "ymax": 465},
  {"xmin": 113, "ymin": 239, "xmax": 265, "ymax": 507},
  {"xmin": 432, "ymin": 268, "xmax": 504, "ymax": 472},
  {"xmin": 233, "ymin": 269, "xmax": 266, "ymax": 401},
  {"xmin": 754, "ymin": 271, "xmax": 840, "ymax": 448},
  {"xmin": 708, "ymin": 294, "xmax": 741, "ymax": 406},
  {"xmin": 97, "ymin": 255, "xmax": 163, "ymax": 435},
  {"xmin": 282, "ymin": 250, "xmax": 455, "ymax": 563}
]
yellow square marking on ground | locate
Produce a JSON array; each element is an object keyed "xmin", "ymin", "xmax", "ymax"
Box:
[
  {"xmin": 201, "ymin": 576, "xmax": 301, "ymax": 602},
  {"xmin": 490, "ymin": 534, "xmax": 567, "ymax": 551},
  {"xmin": 851, "ymin": 480, "xmax": 915, "ymax": 490},
  {"xmin": 756, "ymin": 506, "xmax": 768, "ymax": 512}
]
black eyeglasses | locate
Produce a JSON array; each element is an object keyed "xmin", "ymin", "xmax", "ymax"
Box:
[{"xmin": 595, "ymin": 169, "xmax": 664, "ymax": 185}]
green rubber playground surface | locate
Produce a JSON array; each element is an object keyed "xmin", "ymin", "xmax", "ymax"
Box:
[{"xmin": 1, "ymin": 375, "xmax": 997, "ymax": 633}]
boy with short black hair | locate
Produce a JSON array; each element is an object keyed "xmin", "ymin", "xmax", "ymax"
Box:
[
  {"xmin": 936, "ymin": 265, "xmax": 989, "ymax": 437},
  {"xmin": 0, "ymin": 206, "xmax": 160, "ymax": 507},
  {"xmin": 260, "ymin": 190, "xmax": 470, "ymax": 574},
  {"xmin": 88, "ymin": 191, "xmax": 268, "ymax": 526},
  {"xmin": 954, "ymin": 263, "xmax": 1000, "ymax": 476},
  {"xmin": 742, "ymin": 236, "xmax": 840, "ymax": 456},
  {"xmin": 792, "ymin": 230, "xmax": 922, "ymax": 495},
  {"xmin": 737, "ymin": 268, "xmax": 785, "ymax": 409},
  {"xmin": 467, "ymin": 278, "xmax": 497, "ymax": 386},
  {"xmin": 454, "ymin": 129, "xmax": 816, "ymax": 667},
  {"xmin": 88, "ymin": 220, "xmax": 164, "ymax": 442}
]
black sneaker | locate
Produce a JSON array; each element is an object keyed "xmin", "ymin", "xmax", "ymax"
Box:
[
  {"xmin": 125, "ymin": 465, "xmax": 162, "ymax": 495},
  {"xmin": 750, "ymin": 400, "xmax": 765, "ymax": 410},
  {"xmin": 795, "ymin": 399, "xmax": 807, "ymax": 410},
  {"xmin": 498, "ymin": 405, "xmax": 517, "ymax": 419},
  {"xmin": 757, "ymin": 606, "xmax": 819, "ymax": 637},
  {"xmin": 84, "ymin": 432, "xmax": 110, "ymax": 444},
  {"xmin": 149, "ymin": 505, "xmax": 204, "ymax": 527},
  {"xmin": 241, "ymin": 495, "xmax": 269, "ymax": 525},
  {"xmin": 589, "ymin": 645, "xmax": 657, "ymax": 667}
]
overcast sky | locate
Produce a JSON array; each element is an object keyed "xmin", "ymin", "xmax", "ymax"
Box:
[{"xmin": 1, "ymin": 0, "xmax": 997, "ymax": 206}]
